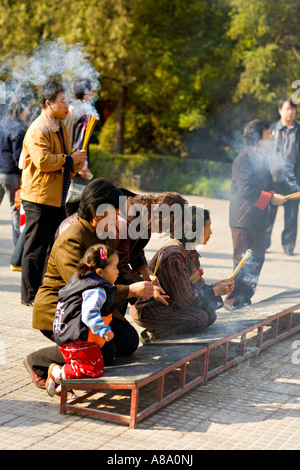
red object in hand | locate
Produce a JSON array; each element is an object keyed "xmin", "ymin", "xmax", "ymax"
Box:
[{"xmin": 15, "ymin": 189, "xmax": 21, "ymax": 210}]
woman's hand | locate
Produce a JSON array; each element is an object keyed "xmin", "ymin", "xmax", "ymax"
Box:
[
  {"xmin": 127, "ymin": 281, "xmax": 169, "ymax": 304},
  {"xmin": 128, "ymin": 281, "xmax": 154, "ymax": 299},
  {"xmin": 213, "ymin": 279, "xmax": 235, "ymax": 296},
  {"xmin": 153, "ymin": 285, "xmax": 169, "ymax": 305},
  {"xmin": 139, "ymin": 266, "xmax": 161, "ymax": 287}
]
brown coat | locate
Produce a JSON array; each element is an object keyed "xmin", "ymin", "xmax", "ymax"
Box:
[
  {"xmin": 116, "ymin": 194, "xmax": 151, "ymax": 278},
  {"xmin": 32, "ymin": 217, "xmax": 130, "ymax": 332},
  {"xmin": 21, "ymin": 110, "xmax": 74, "ymax": 207}
]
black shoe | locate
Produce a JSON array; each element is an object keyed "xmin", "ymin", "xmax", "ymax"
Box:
[
  {"xmin": 21, "ymin": 300, "xmax": 34, "ymax": 307},
  {"xmin": 283, "ymin": 247, "xmax": 294, "ymax": 256}
]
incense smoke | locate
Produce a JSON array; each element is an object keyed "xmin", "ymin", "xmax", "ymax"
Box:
[{"xmin": 0, "ymin": 38, "xmax": 100, "ymax": 118}]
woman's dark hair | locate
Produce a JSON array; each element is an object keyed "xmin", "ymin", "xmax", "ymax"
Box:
[
  {"xmin": 179, "ymin": 206, "xmax": 210, "ymax": 246},
  {"xmin": 76, "ymin": 244, "xmax": 117, "ymax": 279},
  {"xmin": 39, "ymin": 81, "xmax": 66, "ymax": 108},
  {"xmin": 77, "ymin": 178, "xmax": 123, "ymax": 221},
  {"xmin": 122, "ymin": 190, "xmax": 188, "ymax": 233},
  {"xmin": 151, "ymin": 192, "xmax": 188, "ymax": 233},
  {"xmin": 74, "ymin": 78, "xmax": 92, "ymax": 100},
  {"xmin": 244, "ymin": 119, "xmax": 271, "ymax": 146}
]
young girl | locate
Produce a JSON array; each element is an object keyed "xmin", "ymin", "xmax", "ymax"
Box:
[{"xmin": 46, "ymin": 244, "xmax": 119, "ymax": 397}]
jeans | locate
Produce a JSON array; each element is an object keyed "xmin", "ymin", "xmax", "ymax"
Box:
[{"xmin": 0, "ymin": 173, "xmax": 20, "ymax": 246}]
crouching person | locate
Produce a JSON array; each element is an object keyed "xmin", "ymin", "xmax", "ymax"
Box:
[{"xmin": 46, "ymin": 244, "xmax": 119, "ymax": 396}]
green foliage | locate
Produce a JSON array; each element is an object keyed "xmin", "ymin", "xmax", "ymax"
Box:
[
  {"xmin": 228, "ymin": 0, "xmax": 300, "ymax": 105},
  {"xmin": 89, "ymin": 145, "xmax": 231, "ymax": 198},
  {"xmin": 1, "ymin": 0, "xmax": 300, "ymax": 161}
]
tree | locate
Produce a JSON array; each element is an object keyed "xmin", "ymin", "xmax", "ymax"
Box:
[
  {"xmin": 7, "ymin": 1, "xmax": 300, "ymax": 158},
  {"xmin": 48, "ymin": 0, "xmax": 236, "ymax": 156},
  {"xmin": 228, "ymin": 0, "xmax": 300, "ymax": 112}
]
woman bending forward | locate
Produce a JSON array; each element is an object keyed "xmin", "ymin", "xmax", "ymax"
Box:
[{"xmin": 130, "ymin": 206, "xmax": 234, "ymax": 341}]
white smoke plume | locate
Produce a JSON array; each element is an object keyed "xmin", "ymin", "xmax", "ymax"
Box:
[{"xmin": 1, "ymin": 38, "xmax": 100, "ymax": 117}]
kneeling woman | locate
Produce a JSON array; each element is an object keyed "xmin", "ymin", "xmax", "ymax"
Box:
[{"xmin": 130, "ymin": 206, "xmax": 234, "ymax": 341}]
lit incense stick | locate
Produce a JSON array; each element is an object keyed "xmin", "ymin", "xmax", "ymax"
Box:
[
  {"xmin": 151, "ymin": 253, "xmax": 162, "ymax": 284},
  {"xmin": 190, "ymin": 268, "xmax": 204, "ymax": 284},
  {"xmin": 229, "ymin": 249, "xmax": 253, "ymax": 281},
  {"xmin": 285, "ymin": 191, "xmax": 300, "ymax": 200},
  {"xmin": 82, "ymin": 115, "xmax": 96, "ymax": 151}
]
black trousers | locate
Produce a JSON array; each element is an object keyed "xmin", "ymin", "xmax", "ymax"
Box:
[
  {"xmin": 21, "ymin": 201, "xmax": 66, "ymax": 303},
  {"xmin": 26, "ymin": 317, "xmax": 139, "ymax": 379},
  {"xmin": 265, "ymin": 199, "xmax": 299, "ymax": 251},
  {"xmin": 225, "ymin": 227, "xmax": 266, "ymax": 309}
]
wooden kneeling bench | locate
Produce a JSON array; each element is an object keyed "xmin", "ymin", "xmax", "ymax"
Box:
[
  {"xmin": 60, "ymin": 289, "xmax": 300, "ymax": 428},
  {"xmin": 60, "ymin": 343, "xmax": 207, "ymax": 428}
]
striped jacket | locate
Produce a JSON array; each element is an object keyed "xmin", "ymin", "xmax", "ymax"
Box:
[
  {"xmin": 131, "ymin": 240, "xmax": 222, "ymax": 339},
  {"xmin": 134, "ymin": 240, "xmax": 201, "ymax": 314}
]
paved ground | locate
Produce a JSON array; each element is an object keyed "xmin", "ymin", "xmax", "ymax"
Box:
[{"xmin": 1, "ymin": 193, "xmax": 300, "ymax": 452}]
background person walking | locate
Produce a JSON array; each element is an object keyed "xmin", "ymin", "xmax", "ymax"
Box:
[
  {"xmin": 0, "ymin": 97, "xmax": 31, "ymax": 247},
  {"xmin": 266, "ymin": 98, "xmax": 300, "ymax": 255}
]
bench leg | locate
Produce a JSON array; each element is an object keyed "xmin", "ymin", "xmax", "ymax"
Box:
[
  {"xmin": 60, "ymin": 384, "xmax": 68, "ymax": 415},
  {"xmin": 129, "ymin": 387, "xmax": 139, "ymax": 428}
]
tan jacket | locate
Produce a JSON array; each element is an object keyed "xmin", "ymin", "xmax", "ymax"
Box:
[{"xmin": 21, "ymin": 110, "xmax": 73, "ymax": 207}]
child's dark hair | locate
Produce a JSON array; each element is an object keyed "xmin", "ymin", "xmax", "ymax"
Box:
[{"xmin": 76, "ymin": 244, "xmax": 117, "ymax": 279}]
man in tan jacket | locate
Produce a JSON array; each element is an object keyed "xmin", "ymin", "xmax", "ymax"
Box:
[{"xmin": 20, "ymin": 81, "xmax": 87, "ymax": 305}]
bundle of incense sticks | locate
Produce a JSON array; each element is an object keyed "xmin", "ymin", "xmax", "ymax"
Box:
[
  {"xmin": 229, "ymin": 248, "xmax": 253, "ymax": 281},
  {"xmin": 81, "ymin": 115, "xmax": 96, "ymax": 151},
  {"xmin": 190, "ymin": 268, "xmax": 204, "ymax": 284},
  {"xmin": 151, "ymin": 252, "xmax": 162, "ymax": 284},
  {"xmin": 285, "ymin": 191, "xmax": 300, "ymax": 200}
]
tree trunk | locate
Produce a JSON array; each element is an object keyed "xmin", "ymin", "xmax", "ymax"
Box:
[{"xmin": 113, "ymin": 84, "xmax": 128, "ymax": 154}]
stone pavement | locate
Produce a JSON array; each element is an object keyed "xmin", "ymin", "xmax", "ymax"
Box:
[{"xmin": 1, "ymin": 194, "xmax": 300, "ymax": 451}]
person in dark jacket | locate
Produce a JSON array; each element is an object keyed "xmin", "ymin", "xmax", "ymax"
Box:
[
  {"xmin": 0, "ymin": 98, "xmax": 31, "ymax": 245},
  {"xmin": 225, "ymin": 119, "xmax": 286, "ymax": 309},
  {"xmin": 46, "ymin": 244, "xmax": 118, "ymax": 397},
  {"xmin": 265, "ymin": 98, "xmax": 300, "ymax": 255}
]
